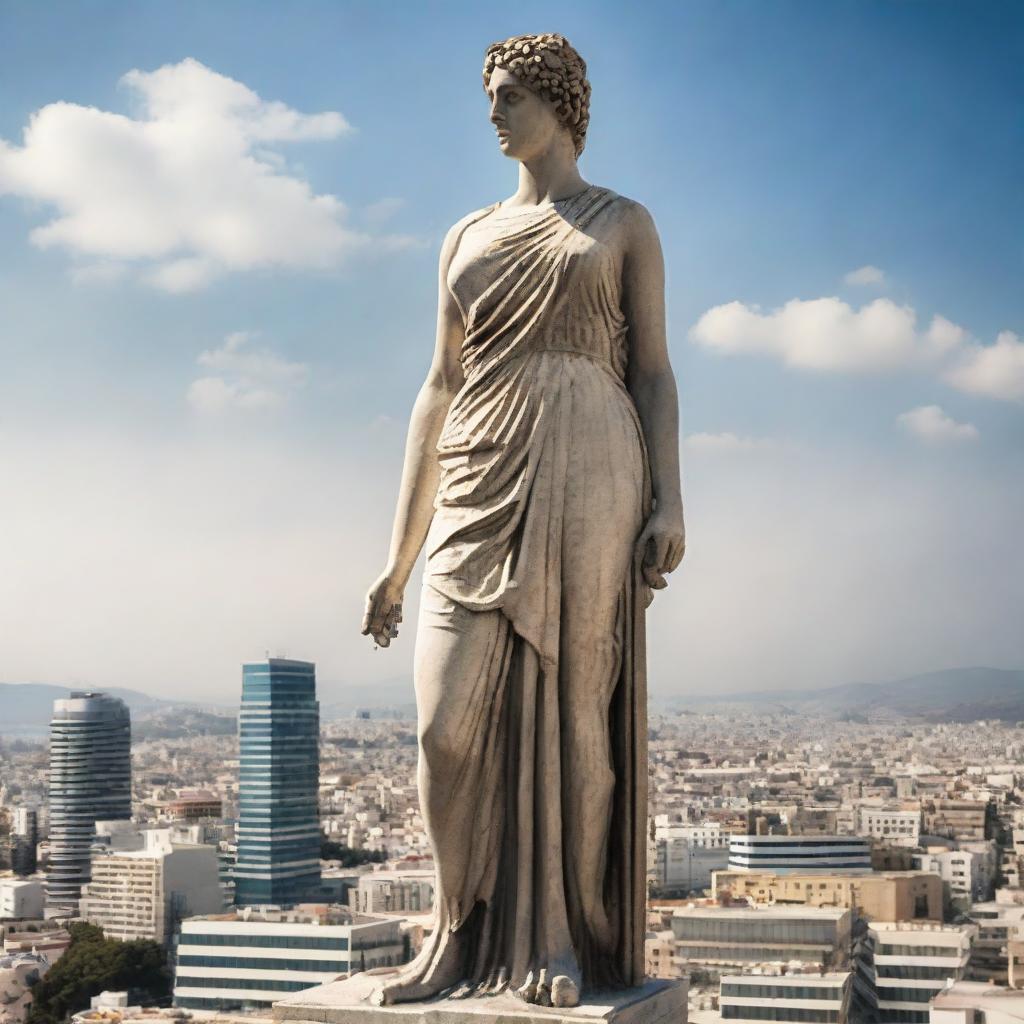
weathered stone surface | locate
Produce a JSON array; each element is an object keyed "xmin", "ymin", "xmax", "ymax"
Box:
[{"xmin": 273, "ymin": 972, "xmax": 687, "ymax": 1024}]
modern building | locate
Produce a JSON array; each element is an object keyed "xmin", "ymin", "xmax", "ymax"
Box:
[
  {"xmin": 870, "ymin": 921, "xmax": 976, "ymax": 1024},
  {"xmin": 79, "ymin": 827, "xmax": 223, "ymax": 944},
  {"xmin": 0, "ymin": 880, "xmax": 45, "ymax": 921},
  {"xmin": 46, "ymin": 692, "xmax": 132, "ymax": 916},
  {"xmin": 858, "ymin": 806, "xmax": 922, "ymax": 848},
  {"xmin": 728, "ymin": 835, "xmax": 872, "ymax": 874},
  {"xmin": 172, "ymin": 906, "xmax": 405, "ymax": 1011},
  {"xmin": 914, "ymin": 843, "xmax": 998, "ymax": 904},
  {"xmin": 234, "ymin": 659, "xmax": 323, "ymax": 907},
  {"xmin": 655, "ymin": 837, "xmax": 730, "ymax": 893},
  {"xmin": 966, "ymin": 902, "xmax": 1024, "ymax": 985},
  {"xmin": 719, "ymin": 970, "xmax": 853, "ymax": 1024},
  {"xmin": 348, "ymin": 870, "xmax": 434, "ymax": 915},
  {"xmin": 713, "ymin": 869, "xmax": 943, "ymax": 922},
  {"xmin": 671, "ymin": 904, "xmax": 853, "ymax": 976},
  {"xmin": 10, "ymin": 806, "xmax": 39, "ymax": 877}
]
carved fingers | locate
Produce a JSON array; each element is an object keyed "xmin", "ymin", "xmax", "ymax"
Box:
[
  {"xmin": 635, "ymin": 509, "xmax": 686, "ymax": 591},
  {"xmin": 361, "ymin": 574, "xmax": 404, "ymax": 648}
]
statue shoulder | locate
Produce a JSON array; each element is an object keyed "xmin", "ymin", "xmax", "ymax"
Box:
[
  {"xmin": 604, "ymin": 193, "xmax": 660, "ymax": 247},
  {"xmin": 438, "ymin": 204, "xmax": 497, "ymax": 269}
]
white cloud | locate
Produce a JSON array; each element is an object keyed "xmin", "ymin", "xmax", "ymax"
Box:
[
  {"xmin": 187, "ymin": 331, "xmax": 308, "ymax": 413},
  {"xmin": 685, "ymin": 432, "xmax": 775, "ymax": 454},
  {"xmin": 844, "ymin": 265, "xmax": 886, "ymax": 287},
  {"xmin": 897, "ymin": 405, "xmax": 979, "ymax": 443},
  {"xmin": 0, "ymin": 58, "xmax": 406, "ymax": 291},
  {"xmin": 689, "ymin": 297, "xmax": 961, "ymax": 373},
  {"xmin": 946, "ymin": 330, "xmax": 1024, "ymax": 402}
]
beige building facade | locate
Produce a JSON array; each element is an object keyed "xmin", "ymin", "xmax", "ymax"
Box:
[{"xmin": 712, "ymin": 869, "xmax": 943, "ymax": 922}]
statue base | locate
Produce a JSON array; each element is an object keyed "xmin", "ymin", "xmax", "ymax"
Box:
[{"xmin": 272, "ymin": 971, "xmax": 687, "ymax": 1024}]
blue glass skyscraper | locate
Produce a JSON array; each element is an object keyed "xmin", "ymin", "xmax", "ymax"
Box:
[{"xmin": 234, "ymin": 659, "xmax": 322, "ymax": 906}]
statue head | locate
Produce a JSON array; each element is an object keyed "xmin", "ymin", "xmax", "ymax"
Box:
[{"xmin": 482, "ymin": 33, "xmax": 591, "ymax": 161}]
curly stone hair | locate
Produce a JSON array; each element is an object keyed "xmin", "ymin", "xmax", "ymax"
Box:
[{"xmin": 482, "ymin": 33, "xmax": 592, "ymax": 158}]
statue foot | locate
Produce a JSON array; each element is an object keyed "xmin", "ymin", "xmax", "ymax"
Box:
[
  {"xmin": 515, "ymin": 968, "xmax": 572, "ymax": 1006},
  {"xmin": 515, "ymin": 971, "xmax": 538, "ymax": 1003},
  {"xmin": 370, "ymin": 933, "xmax": 466, "ymax": 1006},
  {"xmin": 551, "ymin": 974, "xmax": 581, "ymax": 1008}
]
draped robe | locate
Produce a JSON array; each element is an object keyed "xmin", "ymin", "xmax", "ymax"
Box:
[{"xmin": 408, "ymin": 184, "xmax": 652, "ymax": 995}]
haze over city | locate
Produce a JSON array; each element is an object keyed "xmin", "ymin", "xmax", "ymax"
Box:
[{"xmin": 1, "ymin": 1, "xmax": 1021, "ymax": 704}]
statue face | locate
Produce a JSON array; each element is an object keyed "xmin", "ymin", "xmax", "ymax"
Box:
[{"xmin": 486, "ymin": 66, "xmax": 568, "ymax": 162}]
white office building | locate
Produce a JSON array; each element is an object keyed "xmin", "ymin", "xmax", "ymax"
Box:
[
  {"xmin": 719, "ymin": 971, "xmax": 853, "ymax": 1024},
  {"xmin": 870, "ymin": 922, "xmax": 976, "ymax": 1024},
  {"xmin": 0, "ymin": 880, "xmax": 45, "ymax": 921},
  {"xmin": 348, "ymin": 870, "xmax": 434, "ymax": 915},
  {"xmin": 914, "ymin": 844, "xmax": 998, "ymax": 903},
  {"xmin": 858, "ymin": 807, "xmax": 922, "ymax": 848},
  {"xmin": 654, "ymin": 818, "xmax": 730, "ymax": 848},
  {"xmin": 79, "ymin": 828, "xmax": 222, "ymax": 944},
  {"xmin": 728, "ymin": 835, "xmax": 871, "ymax": 874},
  {"xmin": 655, "ymin": 838, "xmax": 730, "ymax": 892},
  {"xmin": 173, "ymin": 907, "xmax": 405, "ymax": 1011}
]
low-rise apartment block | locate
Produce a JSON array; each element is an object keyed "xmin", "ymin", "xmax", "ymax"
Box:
[{"xmin": 172, "ymin": 906, "xmax": 406, "ymax": 1012}]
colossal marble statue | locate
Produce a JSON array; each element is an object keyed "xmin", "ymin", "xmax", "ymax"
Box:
[{"xmin": 362, "ymin": 32, "xmax": 685, "ymax": 1010}]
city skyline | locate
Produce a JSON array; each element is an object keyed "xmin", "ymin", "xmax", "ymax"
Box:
[{"xmin": 0, "ymin": 1, "xmax": 1021, "ymax": 702}]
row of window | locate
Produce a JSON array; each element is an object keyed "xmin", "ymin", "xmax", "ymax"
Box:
[
  {"xmin": 721, "ymin": 1006, "xmax": 840, "ymax": 1022},
  {"xmin": 174, "ymin": 997, "xmax": 274, "ymax": 1011},
  {"xmin": 876, "ymin": 944, "xmax": 962, "ymax": 958},
  {"xmin": 177, "ymin": 954, "xmax": 347, "ymax": 972},
  {"xmin": 877, "ymin": 1011, "xmax": 929, "ymax": 1024},
  {"xmin": 875, "ymin": 986, "xmax": 940, "ymax": 1003},
  {"xmin": 721, "ymin": 985, "xmax": 843, "ymax": 1001},
  {"xmin": 677, "ymin": 946, "xmax": 824, "ymax": 962},
  {"xmin": 175, "ymin": 976, "xmax": 311, "ymax": 992},
  {"xmin": 179, "ymin": 933, "xmax": 349, "ymax": 950},
  {"xmin": 876, "ymin": 965, "xmax": 957, "ymax": 980}
]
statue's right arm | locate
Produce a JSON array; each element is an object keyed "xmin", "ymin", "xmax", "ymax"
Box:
[{"xmin": 361, "ymin": 221, "xmax": 467, "ymax": 646}]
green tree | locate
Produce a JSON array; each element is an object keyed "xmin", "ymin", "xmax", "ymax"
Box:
[
  {"xmin": 27, "ymin": 922, "xmax": 171, "ymax": 1024},
  {"xmin": 319, "ymin": 838, "xmax": 387, "ymax": 867}
]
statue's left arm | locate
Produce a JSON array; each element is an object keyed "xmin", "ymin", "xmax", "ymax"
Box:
[{"xmin": 621, "ymin": 202, "xmax": 686, "ymax": 590}]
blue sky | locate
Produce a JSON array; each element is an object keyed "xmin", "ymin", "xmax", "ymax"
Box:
[{"xmin": 1, "ymin": 1, "xmax": 1021, "ymax": 702}]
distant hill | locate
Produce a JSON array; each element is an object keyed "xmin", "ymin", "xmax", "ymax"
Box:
[
  {"xmin": 656, "ymin": 667, "xmax": 1024, "ymax": 722},
  {"xmin": 0, "ymin": 681, "xmax": 166, "ymax": 732}
]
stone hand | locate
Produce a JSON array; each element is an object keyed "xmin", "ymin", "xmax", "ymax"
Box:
[
  {"xmin": 361, "ymin": 572, "xmax": 405, "ymax": 648},
  {"xmin": 635, "ymin": 506, "xmax": 685, "ymax": 590}
]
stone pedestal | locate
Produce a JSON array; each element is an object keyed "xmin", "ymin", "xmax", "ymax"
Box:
[{"xmin": 272, "ymin": 971, "xmax": 687, "ymax": 1024}]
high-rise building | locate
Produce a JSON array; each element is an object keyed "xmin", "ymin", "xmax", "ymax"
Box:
[
  {"xmin": 9, "ymin": 807, "xmax": 38, "ymax": 877},
  {"xmin": 46, "ymin": 692, "xmax": 132, "ymax": 916},
  {"xmin": 234, "ymin": 659, "xmax": 322, "ymax": 907}
]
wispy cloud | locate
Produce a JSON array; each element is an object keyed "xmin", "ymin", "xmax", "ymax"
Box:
[
  {"xmin": 897, "ymin": 404, "xmax": 979, "ymax": 443},
  {"xmin": 685, "ymin": 431, "xmax": 776, "ymax": 454},
  {"xmin": 0, "ymin": 59, "xmax": 414, "ymax": 291},
  {"xmin": 187, "ymin": 331, "xmax": 308, "ymax": 413},
  {"xmin": 843, "ymin": 265, "xmax": 886, "ymax": 288}
]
